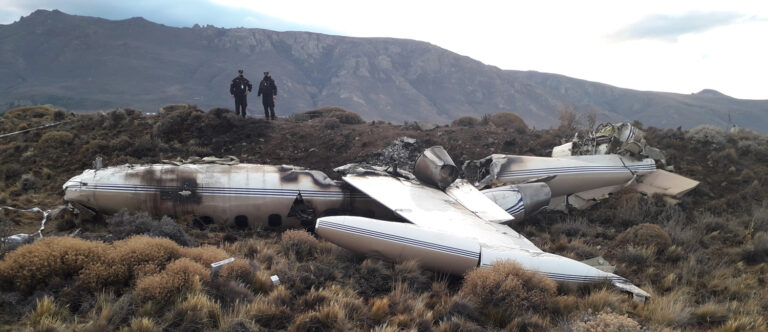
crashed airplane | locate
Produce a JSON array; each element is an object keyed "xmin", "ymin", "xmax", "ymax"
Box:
[{"xmin": 63, "ymin": 145, "xmax": 661, "ymax": 299}]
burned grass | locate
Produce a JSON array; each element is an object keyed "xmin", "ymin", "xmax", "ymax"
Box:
[{"xmin": 2, "ymin": 105, "xmax": 768, "ymax": 330}]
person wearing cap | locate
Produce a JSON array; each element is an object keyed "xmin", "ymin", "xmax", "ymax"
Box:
[
  {"xmin": 257, "ymin": 71, "xmax": 278, "ymax": 120},
  {"xmin": 229, "ymin": 69, "xmax": 252, "ymax": 118}
]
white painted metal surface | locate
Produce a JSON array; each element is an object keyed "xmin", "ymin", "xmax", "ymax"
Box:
[
  {"xmin": 342, "ymin": 174, "xmax": 539, "ymax": 252},
  {"xmin": 445, "ymin": 179, "xmax": 514, "ymax": 224},
  {"xmin": 316, "ymin": 215, "xmax": 481, "ymax": 275}
]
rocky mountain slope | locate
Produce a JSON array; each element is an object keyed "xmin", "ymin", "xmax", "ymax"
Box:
[{"xmin": 1, "ymin": 9, "xmax": 767, "ymax": 132}]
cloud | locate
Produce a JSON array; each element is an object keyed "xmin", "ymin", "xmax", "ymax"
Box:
[
  {"xmin": 609, "ymin": 11, "xmax": 748, "ymax": 42},
  {"xmin": 0, "ymin": 0, "xmax": 338, "ymax": 33}
]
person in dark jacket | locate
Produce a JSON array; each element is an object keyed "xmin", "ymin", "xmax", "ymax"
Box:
[
  {"xmin": 229, "ymin": 69, "xmax": 252, "ymax": 118},
  {"xmin": 257, "ymin": 72, "xmax": 278, "ymax": 120}
]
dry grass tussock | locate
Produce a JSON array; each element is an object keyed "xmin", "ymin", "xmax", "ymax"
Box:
[
  {"xmin": 135, "ymin": 258, "xmax": 209, "ymax": 303},
  {"xmin": 460, "ymin": 261, "xmax": 557, "ymax": 327}
]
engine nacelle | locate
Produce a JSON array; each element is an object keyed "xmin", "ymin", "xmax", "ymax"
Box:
[
  {"xmin": 414, "ymin": 146, "xmax": 459, "ymax": 190},
  {"xmin": 481, "ymin": 183, "xmax": 551, "ymax": 221}
]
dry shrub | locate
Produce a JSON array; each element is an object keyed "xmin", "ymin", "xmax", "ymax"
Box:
[
  {"xmin": 4, "ymin": 105, "xmax": 58, "ymax": 120},
  {"xmin": 218, "ymin": 259, "xmax": 255, "ymax": 283},
  {"xmin": 245, "ymin": 297, "xmax": 291, "ymax": 330},
  {"xmin": 332, "ymin": 111, "xmax": 364, "ymax": 125},
  {"xmin": 355, "ymin": 258, "xmax": 393, "ymax": 297},
  {"xmin": 579, "ymin": 288, "xmax": 626, "ymax": 313},
  {"xmin": 741, "ymin": 231, "xmax": 768, "ymax": 264},
  {"xmin": 322, "ymin": 117, "xmax": 341, "ymax": 130},
  {"xmin": 551, "ymin": 216, "xmax": 596, "ymax": 237},
  {"xmin": 393, "ymin": 260, "xmax": 431, "ymax": 293},
  {"xmin": 37, "ymin": 130, "xmax": 74, "ymax": 151},
  {"xmin": 164, "ymin": 292, "xmax": 221, "ymax": 331},
  {"xmin": 224, "ymin": 238, "xmax": 262, "ymax": 259},
  {"xmin": 120, "ymin": 317, "xmax": 160, "ymax": 332},
  {"xmin": 78, "ymin": 235, "xmax": 182, "ymax": 291},
  {"xmin": 434, "ymin": 316, "xmax": 484, "ymax": 332},
  {"xmin": 297, "ymin": 106, "xmax": 364, "ymax": 124},
  {"xmin": 637, "ymin": 289, "xmax": 692, "ymax": 327},
  {"xmin": 460, "ymin": 261, "xmax": 556, "ymax": 327},
  {"xmin": 370, "ymin": 297, "xmax": 390, "ymax": 323},
  {"xmin": 615, "ymin": 223, "xmax": 672, "ymax": 252},
  {"xmin": 547, "ymin": 295, "xmax": 580, "ymax": 318},
  {"xmin": 505, "ymin": 314, "xmax": 551, "ymax": 331},
  {"xmin": 218, "ymin": 259, "xmax": 271, "ymax": 294},
  {"xmin": 451, "ymin": 116, "xmax": 480, "ymax": 127},
  {"xmin": 686, "ymin": 125, "xmax": 727, "ymax": 145},
  {"xmin": 288, "ymin": 305, "xmax": 351, "ymax": 332},
  {"xmin": 716, "ymin": 315, "xmax": 767, "ymax": 332},
  {"xmin": 81, "ymin": 292, "xmax": 119, "ymax": 331},
  {"xmin": 219, "ymin": 317, "xmax": 260, "ymax": 332},
  {"xmin": 180, "ymin": 245, "xmax": 229, "ymax": 266},
  {"xmin": 0, "ymin": 237, "xmax": 108, "ymax": 292},
  {"xmin": 488, "ymin": 112, "xmax": 528, "ymax": 132},
  {"xmin": 298, "ymin": 285, "xmax": 357, "ymax": 311},
  {"xmin": 280, "ymin": 230, "xmax": 319, "ymax": 261},
  {"xmin": 207, "ymin": 279, "xmax": 255, "ymax": 309},
  {"xmin": 26, "ymin": 296, "xmax": 71, "ymax": 330},
  {"xmin": 617, "ymin": 245, "xmax": 656, "ymax": 267},
  {"xmin": 690, "ymin": 302, "xmax": 729, "ymax": 326},
  {"xmin": 571, "ymin": 311, "xmax": 643, "ymax": 332},
  {"xmin": 107, "ymin": 210, "xmax": 195, "ymax": 246},
  {"xmin": 135, "ymin": 258, "xmax": 209, "ymax": 303}
]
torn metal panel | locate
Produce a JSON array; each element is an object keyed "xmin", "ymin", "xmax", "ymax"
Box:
[
  {"xmin": 445, "ymin": 180, "xmax": 514, "ymax": 224},
  {"xmin": 563, "ymin": 122, "xmax": 659, "ymax": 161},
  {"xmin": 630, "ymin": 169, "xmax": 700, "ymax": 197},
  {"xmin": 581, "ymin": 256, "xmax": 616, "ymax": 273},
  {"xmin": 0, "ymin": 120, "xmax": 71, "ymax": 139}
]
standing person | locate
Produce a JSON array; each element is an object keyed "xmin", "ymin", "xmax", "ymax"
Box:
[
  {"xmin": 258, "ymin": 72, "xmax": 278, "ymax": 120},
  {"xmin": 229, "ymin": 69, "xmax": 252, "ymax": 118}
]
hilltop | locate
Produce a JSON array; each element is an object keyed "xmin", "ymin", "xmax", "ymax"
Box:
[
  {"xmin": 2, "ymin": 10, "xmax": 768, "ymax": 132},
  {"xmin": 1, "ymin": 105, "xmax": 768, "ymax": 330}
]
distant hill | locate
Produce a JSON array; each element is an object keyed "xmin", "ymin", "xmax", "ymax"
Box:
[{"xmin": 1, "ymin": 10, "xmax": 767, "ymax": 132}]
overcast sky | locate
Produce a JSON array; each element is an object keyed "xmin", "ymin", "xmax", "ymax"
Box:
[{"xmin": 2, "ymin": 0, "xmax": 767, "ymax": 99}]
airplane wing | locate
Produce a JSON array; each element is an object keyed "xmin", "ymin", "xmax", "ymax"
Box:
[
  {"xmin": 333, "ymin": 173, "xmax": 650, "ymax": 299},
  {"xmin": 341, "ymin": 174, "xmax": 536, "ymax": 251}
]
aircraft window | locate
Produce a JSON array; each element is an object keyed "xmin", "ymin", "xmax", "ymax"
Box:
[
  {"xmin": 234, "ymin": 215, "xmax": 249, "ymax": 229},
  {"xmin": 268, "ymin": 214, "xmax": 282, "ymax": 227}
]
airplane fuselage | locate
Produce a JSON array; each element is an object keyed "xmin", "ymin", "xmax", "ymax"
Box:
[{"xmin": 63, "ymin": 163, "xmax": 393, "ymax": 228}]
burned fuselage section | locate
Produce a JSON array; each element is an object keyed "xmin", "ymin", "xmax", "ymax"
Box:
[
  {"xmin": 464, "ymin": 123, "xmax": 699, "ymax": 210},
  {"xmin": 63, "ymin": 163, "xmax": 391, "ymax": 229}
]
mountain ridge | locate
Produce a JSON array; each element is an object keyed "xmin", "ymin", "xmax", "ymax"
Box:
[{"xmin": 1, "ymin": 9, "xmax": 767, "ymax": 132}]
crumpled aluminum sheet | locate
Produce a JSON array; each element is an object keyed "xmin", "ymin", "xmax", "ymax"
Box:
[{"xmin": 0, "ymin": 206, "xmax": 63, "ymax": 248}]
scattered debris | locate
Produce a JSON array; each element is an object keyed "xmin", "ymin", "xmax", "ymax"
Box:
[
  {"xmin": 0, "ymin": 119, "xmax": 72, "ymax": 139},
  {"xmin": 162, "ymin": 155, "xmax": 240, "ymax": 165},
  {"xmin": 0, "ymin": 205, "xmax": 64, "ymax": 250},
  {"xmin": 210, "ymin": 257, "xmax": 235, "ymax": 278}
]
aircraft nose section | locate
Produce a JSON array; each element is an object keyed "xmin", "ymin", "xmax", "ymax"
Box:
[{"xmin": 62, "ymin": 174, "xmax": 86, "ymax": 203}]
